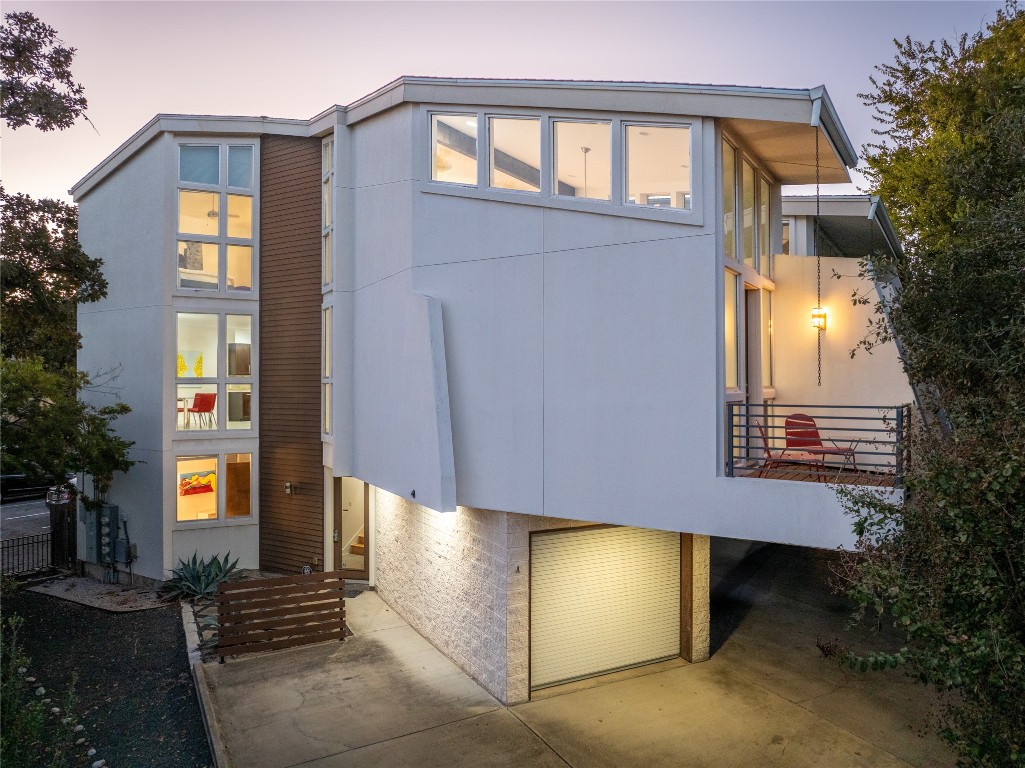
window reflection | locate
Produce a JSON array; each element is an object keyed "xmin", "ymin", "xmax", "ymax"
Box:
[
  {"xmin": 432, "ymin": 114, "xmax": 478, "ymax": 185},
  {"xmin": 489, "ymin": 118, "xmax": 541, "ymax": 192}
]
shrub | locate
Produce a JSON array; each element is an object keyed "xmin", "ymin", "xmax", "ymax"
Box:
[{"xmin": 161, "ymin": 552, "xmax": 239, "ymax": 602}]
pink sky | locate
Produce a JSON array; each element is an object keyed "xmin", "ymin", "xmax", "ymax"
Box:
[{"xmin": 1, "ymin": 1, "xmax": 1004, "ymax": 202}]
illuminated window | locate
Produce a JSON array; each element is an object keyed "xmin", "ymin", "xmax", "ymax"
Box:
[
  {"xmin": 626, "ymin": 125, "xmax": 691, "ymax": 209},
  {"xmin": 553, "ymin": 121, "xmax": 610, "ymax": 200},
  {"xmin": 742, "ymin": 160, "xmax": 756, "ymax": 269},
  {"xmin": 722, "ymin": 140, "xmax": 737, "ymax": 262},
  {"xmin": 432, "ymin": 114, "xmax": 478, "ymax": 185},
  {"xmin": 761, "ymin": 290, "xmax": 773, "ymax": 388},
  {"xmin": 176, "ymin": 313, "xmax": 254, "ymax": 432},
  {"xmin": 759, "ymin": 178, "xmax": 771, "ymax": 277},
  {"xmin": 724, "ymin": 271, "xmax": 740, "ymax": 390},
  {"xmin": 176, "ymin": 455, "xmax": 218, "ymax": 522},
  {"xmin": 225, "ymin": 453, "xmax": 252, "ymax": 518},
  {"xmin": 322, "ymin": 137, "xmax": 334, "ymax": 286},
  {"xmin": 322, "ymin": 305, "xmax": 332, "ymax": 435},
  {"xmin": 489, "ymin": 117, "xmax": 540, "ymax": 192},
  {"xmin": 176, "ymin": 143, "xmax": 256, "ymax": 294}
]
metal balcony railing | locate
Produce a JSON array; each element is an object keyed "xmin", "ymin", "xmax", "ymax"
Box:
[{"xmin": 726, "ymin": 402, "xmax": 911, "ymax": 487}]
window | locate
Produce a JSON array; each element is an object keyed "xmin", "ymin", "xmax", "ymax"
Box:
[
  {"xmin": 322, "ymin": 306, "xmax": 332, "ymax": 435},
  {"xmin": 176, "ymin": 312, "xmax": 254, "ymax": 432},
  {"xmin": 176, "ymin": 455, "xmax": 218, "ymax": 521},
  {"xmin": 722, "ymin": 140, "xmax": 737, "ymax": 261},
  {"xmin": 322, "ymin": 137, "xmax": 334, "ymax": 286},
  {"xmin": 489, "ymin": 117, "xmax": 541, "ymax": 192},
  {"xmin": 759, "ymin": 177, "xmax": 771, "ymax": 277},
  {"xmin": 741, "ymin": 160, "xmax": 756, "ymax": 269},
  {"xmin": 176, "ymin": 453, "xmax": 253, "ymax": 522},
  {"xmin": 625, "ymin": 125, "xmax": 691, "ymax": 209},
  {"xmin": 761, "ymin": 290, "xmax": 773, "ymax": 388},
  {"xmin": 553, "ymin": 121, "xmax": 610, "ymax": 200},
  {"xmin": 176, "ymin": 143, "xmax": 255, "ymax": 293},
  {"xmin": 782, "ymin": 220, "xmax": 791, "ymax": 255},
  {"xmin": 725, "ymin": 271, "xmax": 740, "ymax": 390},
  {"xmin": 432, "ymin": 114, "xmax": 478, "ymax": 185}
]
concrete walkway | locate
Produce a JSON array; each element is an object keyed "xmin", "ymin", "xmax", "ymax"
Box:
[{"xmin": 201, "ymin": 539, "xmax": 954, "ymax": 768}]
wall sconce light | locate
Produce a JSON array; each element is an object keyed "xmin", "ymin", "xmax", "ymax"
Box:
[
  {"xmin": 284, "ymin": 481, "xmax": 294, "ymax": 495},
  {"xmin": 811, "ymin": 307, "xmax": 827, "ymax": 331}
]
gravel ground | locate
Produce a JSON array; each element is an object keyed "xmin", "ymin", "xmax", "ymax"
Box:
[{"xmin": 4, "ymin": 585, "xmax": 212, "ymax": 768}]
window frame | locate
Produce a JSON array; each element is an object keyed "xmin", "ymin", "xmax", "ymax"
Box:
[
  {"xmin": 175, "ymin": 311, "xmax": 257, "ymax": 436},
  {"xmin": 173, "ymin": 449, "xmax": 257, "ymax": 526},
  {"xmin": 174, "ymin": 139, "xmax": 260, "ymax": 298},
  {"xmin": 622, "ymin": 121, "xmax": 695, "ymax": 211}
]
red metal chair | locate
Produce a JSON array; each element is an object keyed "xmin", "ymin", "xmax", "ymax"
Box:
[
  {"xmin": 188, "ymin": 392, "xmax": 217, "ymax": 428},
  {"xmin": 784, "ymin": 413, "xmax": 857, "ymax": 472},
  {"xmin": 753, "ymin": 419, "xmax": 823, "ymax": 476}
]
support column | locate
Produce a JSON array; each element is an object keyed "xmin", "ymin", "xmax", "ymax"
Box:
[{"xmin": 681, "ymin": 533, "xmax": 710, "ymax": 662}]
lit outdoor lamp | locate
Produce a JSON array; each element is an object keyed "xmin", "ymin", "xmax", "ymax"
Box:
[{"xmin": 811, "ymin": 307, "xmax": 827, "ymax": 331}]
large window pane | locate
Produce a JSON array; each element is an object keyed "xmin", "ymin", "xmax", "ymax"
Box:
[
  {"xmin": 489, "ymin": 117, "xmax": 540, "ymax": 192},
  {"xmin": 226, "ymin": 245, "xmax": 252, "ymax": 292},
  {"xmin": 226, "ymin": 453, "xmax": 252, "ymax": 518},
  {"xmin": 226, "ymin": 385, "xmax": 252, "ymax": 430},
  {"xmin": 227, "ymin": 146, "xmax": 253, "ymax": 189},
  {"xmin": 226, "ymin": 315, "xmax": 252, "ymax": 377},
  {"xmin": 322, "ymin": 139, "xmax": 334, "ymax": 174},
  {"xmin": 761, "ymin": 290, "xmax": 773, "ymax": 388},
  {"xmin": 742, "ymin": 160, "xmax": 756, "ymax": 269},
  {"xmin": 553, "ymin": 121, "xmax": 610, "ymax": 200},
  {"xmin": 432, "ymin": 114, "xmax": 477, "ymax": 185},
  {"xmin": 323, "ymin": 382, "xmax": 331, "ymax": 435},
  {"xmin": 725, "ymin": 272, "xmax": 739, "ymax": 389},
  {"xmin": 176, "ymin": 455, "xmax": 217, "ymax": 522},
  {"xmin": 322, "ymin": 306, "xmax": 331, "ymax": 377},
  {"xmin": 759, "ymin": 177, "xmax": 771, "ymax": 276},
  {"xmin": 180, "ymin": 146, "xmax": 219, "ymax": 185},
  {"xmin": 722, "ymin": 141, "xmax": 736, "ymax": 261},
  {"xmin": 179, "ymin": 190, "xmax": 219, "ymax": 236},
  {"xmin": 177, "ymin": 383, "xmax": 217, "ymax": 431},
  {"xmin": 626, "ymin": 125, "xmax": 691, "ymax": 209},
  {"xmin": 322, "ymin": 180, "xmax": 332, "ymax": 228},
  {"xmin": 177, "ymin": 241, "xmax": 218, "ymax": 290},
  {"xmin": 322, "ymin": 232, "xmax": 332, "ymax": 285},
  {"xmin": 227, "ymin": 194, "xmax": 253, "ymax": 239},
  {"xmin": 177, "ymin": 313, "xmax": 218, "ymax": 379}
]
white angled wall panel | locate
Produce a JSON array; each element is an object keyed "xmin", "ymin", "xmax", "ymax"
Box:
[{"xmin": 530, "ymin": 526, "xmax": 681, "ymax": 689}]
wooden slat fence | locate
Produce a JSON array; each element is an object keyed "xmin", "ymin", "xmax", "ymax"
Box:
[{"xmin": 215, "ymin": 571, "xmax": 346, "ymax": 661}]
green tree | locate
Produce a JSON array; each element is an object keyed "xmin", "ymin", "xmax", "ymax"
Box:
[
  {"xmin": 837, "ymin": 4, "xmax": 1025, "ymax": 766},
  {"xmin": 0, "ymin": 11, "xmax": 87, "ymax": 132},
  {"xmin": 1, "ymin": 189, "xmax": 107, "ymax": 373},
  {"xmin": 0, "ymin": 358, "xmax": 134, "ymax": 510}
]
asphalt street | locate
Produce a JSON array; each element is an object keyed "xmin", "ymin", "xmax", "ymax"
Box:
[{"xmin": 1, "ymin": 497, "xmax": 51, "ymax": 539}]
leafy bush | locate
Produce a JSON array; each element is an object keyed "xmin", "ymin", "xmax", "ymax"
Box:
[{"xmin": 161, "ymin": 552, "xmax": 239, "ymax": 602}]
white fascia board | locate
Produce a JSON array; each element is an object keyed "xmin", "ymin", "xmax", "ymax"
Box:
[
  {"xmin": 71, "ymin": 114, "xmax": 308, "ymax": 201},
  {"xmin": 308, "ymin": 105, "xmax": 346, "ymax": 137},
  {"xmin": 783, "ymin": 194, "xmax": 904, "ymax": 259},
  {"xmin": 808, "ymin": 85, "xmax": 858, "ymax": 169}
]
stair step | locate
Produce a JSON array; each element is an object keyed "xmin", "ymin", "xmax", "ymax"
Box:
[
  {"xmin": 349, "ymin": 543, "xmax": 365, "ymax": 555},
  {"xmin": 356, "ymin": 535, "xmax": 364, "ymax": 545}
]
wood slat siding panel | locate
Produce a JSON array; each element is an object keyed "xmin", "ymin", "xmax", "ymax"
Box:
[{"xmin": 259, "ymin": 134, "xmax": 325, "ymax": 575}]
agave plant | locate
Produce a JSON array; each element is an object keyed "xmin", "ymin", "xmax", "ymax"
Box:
[{"xmin": 161, "ymin": 552, "xmax": 239, "ymax": 602}]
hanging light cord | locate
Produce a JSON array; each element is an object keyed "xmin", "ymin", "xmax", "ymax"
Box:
[{"xmin": 815, "ymin": 129, "xmax": 822, "ymax": 388}]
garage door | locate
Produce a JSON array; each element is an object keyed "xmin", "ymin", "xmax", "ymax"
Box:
[{"xmin": 530, "ymin": 526, "xmax": 681, "ymax": 690}]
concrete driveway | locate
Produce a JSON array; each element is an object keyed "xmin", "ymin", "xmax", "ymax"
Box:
[{"xmin": 201, "ymin": 539, "xmax": 954, "ymax": 768}]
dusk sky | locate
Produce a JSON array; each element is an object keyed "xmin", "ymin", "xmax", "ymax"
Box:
[{"xmin": 2, "ymin": 1, "xmax": 1005, "ymax": 202}]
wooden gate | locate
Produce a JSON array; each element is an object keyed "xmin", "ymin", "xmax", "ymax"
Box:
[{"xmin": 215, "ymin": 571, "xmax": 346, "ymax": 661}]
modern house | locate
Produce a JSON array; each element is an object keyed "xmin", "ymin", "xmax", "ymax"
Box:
[{"xmin": 71, "ymin": 77, "xmax": 911, "ymax": 704}]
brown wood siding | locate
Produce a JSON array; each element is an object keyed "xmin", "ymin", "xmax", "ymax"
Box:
[{"xmin": 259, "ymin": 134, "xmax": 324, "ymax": 574}]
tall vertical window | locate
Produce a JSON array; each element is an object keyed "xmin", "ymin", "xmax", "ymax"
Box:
[
  {"xmin": 758, "ymin": 177, "xmax": 771, "ymax": 277},
  {"xmin": 722, "ymin": 140, "xmax": 737, "ymax": 261},
  {"xmin": 432, "ymin": 114, "xmax": 478, "ymax": 185},
  {"xmin": 724, "ymin": 271, "xmax": 740, "ymax": 390},
  {"xmin": 553, "ymin": 121, "xmax": 610, "ymax": 200},
  {"xmin": 322, "ymin": 305, "xmax": 332, "ymax": 435},
  {"xmin": 625, "ymin": 124, "xmax": 691, "ymax": 209},
  {"xmin": 177, "ymin": 143, "xmax": 256, "ymax": 293},
  {"xmin": 741, "ymin": 160, "xmax": 756, "ymax": 269},
  {"xmin": 761, "ymin": 290, "xmax": 773, "ymax": 388},
  {"xmin": 489, "ymin": 117, "xmax": 541, "ymax": 192},
  {"xmin": 322, "ymin": 137, "xmax": 334, "ymax": 286}
]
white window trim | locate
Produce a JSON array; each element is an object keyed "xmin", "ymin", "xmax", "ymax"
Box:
[{"xmin": 172, "ymin": 446, "xmax": 259, "ymax": 528}]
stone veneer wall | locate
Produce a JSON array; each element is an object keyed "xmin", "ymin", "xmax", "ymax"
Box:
[{"xmin": 374, "ymin": 489, "xmax": 708, "ymax": 705}]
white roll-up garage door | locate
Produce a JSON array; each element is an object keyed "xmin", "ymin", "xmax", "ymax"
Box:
[{"xmin": 530, "ymin": 526, "xmax": 681, "ymax": 690}]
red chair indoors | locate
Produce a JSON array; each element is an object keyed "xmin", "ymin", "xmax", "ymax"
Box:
[
  {"xmin": 188, "ymin": 392, "xmax": 217, "ymax": 428},
  {"xmin": 784, "ymin": 413, "xmax": 857, "ymax": 472}
]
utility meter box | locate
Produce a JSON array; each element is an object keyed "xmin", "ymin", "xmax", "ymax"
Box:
[{"xmin": 85, "ymin": 504, "xmax": 119, "ymax": 565}]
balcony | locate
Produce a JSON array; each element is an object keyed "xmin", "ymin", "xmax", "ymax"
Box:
[{"xmin": 726, "ymin": 403, "xmax": 910, "ymax": 487}]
